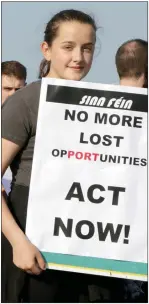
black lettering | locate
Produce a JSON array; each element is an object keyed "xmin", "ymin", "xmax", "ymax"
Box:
[
  {"xmin": 108, "ymin": 154, "xmax": 117, "ymax": 163},
  {"xmin": 109, "ymin": 114, "xmax": 120, "ymax": 125},
  {"xmin": 80, "ymin": 132, "xmax": 88, "ymax": 144},
  {"xmin": 102, "ymin": 135, "xmax": 112, "ymax": 146},
  {"xmin": 97, "ymin": 222, "xmax": 123, "ymax": 242},
  {"xmin": 133, "ymin": 158, "xmax": 140, "ymax": 166},
  {"xmin": 122, "ymin": 115, "xmax": 132, "ymax": 127},
  {"xmin": 64, "ymin": 109, "xmax": 75, "ymax": 121},
  {"xmin": 52, "ymin": 149, "xmax": 60, "ymax": 157},
  {"xmin": 113, "ymin": 136, "xmax": 124, "ymax": 147},
  {"xmin": 121, "ymin": 156, "xmax": 129, "ymax": 164},
  {"xmin": 141, "ymin": 158, "xmax": 147, "ymax": 166},
  {"xmin": 100, "ymin": 154, "xmax": 108, "ymax": 162},
  {"xmin": 90, "ymin": 134, "xmax": 101, "ymax": 145},
  {"xmin": 53, "ymin": 217, "xmax": 73, "ymax": 237},
  {"xmin": 65, "ymin": 182, "xmax": 85, "ymax": 201},
  {"xmin": 77, "ymin": 111, "xmax": 88, "ymax": 122},
  {"xmin": 60, "ymin": 150, "xmax": 67, "ymax": 157},
  {"xmin": 133, "ymin": 117, "xmax": 143, "ymax": 128},
  {"xmin": 94, "ymin": 113, "xmax": 107, "ymax": 124},
  {"xmin": 108, "ymin": 186, "xmax": 125, "ymax": 206},
  {"xmin": 76, "ymin": 220, "xmax": 94, "ymax": 239},
  {"xmin": 87, "ymin": 184, "xmax": 105, "ymax": 203},
  {"xmin": 117, "ymin": 156, "xmax": 121, "ymax": 163},
  {"xmin": 129, "ymin": 157, "xmax": 133, "ymax": 165}
]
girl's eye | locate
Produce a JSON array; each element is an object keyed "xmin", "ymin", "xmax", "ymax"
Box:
[
  {"xmin": 63, "ymin": 46, "xmax": 73, "ymax": 50},
  {"xmin": 83, "ymin": 47, "xmax": 92, "ymax": 53}
]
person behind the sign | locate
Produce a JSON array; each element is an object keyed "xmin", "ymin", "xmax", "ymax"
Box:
[
  {"xmin": 84, "ymin": 40, "xmax": 148, "ymax": 303},
  {"xmin": 2, "ymin": 9, "xmax": 98, "ymax": 303},
  {"xmin": 115, "ymin": 39, "xmax": 148, "ymax": 88},
  {"xmin": 2, "ymin": 60, "xmax": 27, "ymax": 105},
  {"xmin": 115, "ymin": 38, "xmax": 148, "ymax": 303},
  {"xmin": 1, "ymin": 61, "xmax": 27, "ymax": 195}
]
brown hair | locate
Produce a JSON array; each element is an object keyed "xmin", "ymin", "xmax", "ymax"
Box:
[
  {"xmin": 38, "ymin": 9, "xmax": 97, "ymax": 78},
  {"xmin": 1, "ymin": 60, "xmax": 27, "ymax": 81},
  {"xmin": 115, "ymin": 39, "xmax": 148, "ymax": 86}
]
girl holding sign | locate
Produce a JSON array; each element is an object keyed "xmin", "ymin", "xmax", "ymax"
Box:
[
  {"xmin": 2, "ymin": 9, "xmax": 97, "ymax": 303},
  {"xmin": 2, "ymin": 8, "xmax": 145, "ymax": 303}
]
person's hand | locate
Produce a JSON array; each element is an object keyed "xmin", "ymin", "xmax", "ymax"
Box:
[{"xmin": 12, "ymin": 237, "xmax": 46, "ymax": 275}]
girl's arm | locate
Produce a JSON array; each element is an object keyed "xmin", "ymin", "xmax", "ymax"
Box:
[{"xmin": 2, "ymin": 138, "xmax": 46, "ymax": 275}]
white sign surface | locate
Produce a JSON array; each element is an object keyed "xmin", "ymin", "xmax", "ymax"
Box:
[{"xmin": 26, "ymin": 78, "xmax": 147, "ymax": 281}]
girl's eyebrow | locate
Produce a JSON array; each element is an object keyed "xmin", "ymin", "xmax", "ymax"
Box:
[
  {"xmin": 83, "ymin": 42, "xmax": 94, "ymax": 46},
  {"xmin": 61, "ymin": 41, "xmax": 75, "ymax": 44},
  {"xmin": 61, "ymin": 41, "xmax": 94, "ymax": 45}
]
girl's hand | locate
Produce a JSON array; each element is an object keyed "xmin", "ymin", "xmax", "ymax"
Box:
[{"xmin": 12, "ymin": 238, "xmax": 46, "ymax": 275}]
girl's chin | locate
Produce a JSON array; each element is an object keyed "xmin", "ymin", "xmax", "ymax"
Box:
[
  {"xmin": 64, "ymin": 69, "xmax": 86, "ymax": 81},
  {"xmin": 66, "ymin": 74, "xmax": 84, "ymax": 81}
]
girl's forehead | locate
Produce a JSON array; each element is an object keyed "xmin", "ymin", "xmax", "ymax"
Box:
[{"xmin": 56, "ymin": 21, "xmax": 95, "ymax": 41}]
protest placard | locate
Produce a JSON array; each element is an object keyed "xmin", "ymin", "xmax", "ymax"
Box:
[{"xmin": 26, "ymin": 78, "xmax": 147, "ymax": 281}]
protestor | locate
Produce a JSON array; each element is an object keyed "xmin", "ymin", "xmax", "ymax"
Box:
[
  {"xmin": 115, "ymin": 38, "xmax": 148, "ymax": 303},
  {"xmin": 2, "ymin": 61, "xmax": 27, "ymax": 194},
  {"xmin": 115, "ymin": 39, "xmax": 148, "ymax": 88},
  {"xmin": 2, "ymin": 9, "xmax": 97, "ymax": 303},
  {"xmin": 2, "ymin": 60, "xmax": 27, "ymax": 105},
  {"xmin": 84, "ymin": 39, "xmax": 148, "ymax": 304}
]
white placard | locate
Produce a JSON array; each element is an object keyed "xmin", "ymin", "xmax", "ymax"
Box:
[{"xmin": 26, "ymin": 78, "xmax": 147, "ymax": 281}]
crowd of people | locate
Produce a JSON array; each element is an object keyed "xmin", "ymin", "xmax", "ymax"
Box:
[{"xmin": 1, "ymin": 9, "xmax": 148, "ymax": 303}]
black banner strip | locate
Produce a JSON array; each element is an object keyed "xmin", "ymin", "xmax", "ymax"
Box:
[{"xmin": 46, "ymin": 85, "xmax": 148, "ymax": 113}]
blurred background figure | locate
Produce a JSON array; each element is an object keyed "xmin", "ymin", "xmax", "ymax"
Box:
[
  {"xmin": 2, "ymin": 60, "xmax": 27, "ymax": 105},
  {"xmin": 115, "ymin": 38, "xmax": 148, "ymax": 303},
  {"xmin": 115, "ymin": 39, "xmax": 148, "ymax": 88},
  {"xmin": 2, "ymin": 60, "xmax": 27, "ymax": 194}
]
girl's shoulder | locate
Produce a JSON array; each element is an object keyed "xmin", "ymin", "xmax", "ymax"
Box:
[
  {"xmin": 15, "ymin": 80, "xmax": 42, "ymax": 106},
  {"xmin": 2, "ymin": 80, "xmax": 42, "ymax": 146}
]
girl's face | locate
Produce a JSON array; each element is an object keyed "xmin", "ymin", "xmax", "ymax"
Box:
[{"xmin": 42, "ymin": 21, "xmax": 96, "ymax": 81}]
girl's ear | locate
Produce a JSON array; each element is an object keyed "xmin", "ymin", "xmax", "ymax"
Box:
[{"xmin": 41, "ymin": 42, "xmax": 51, "ymax": 61}]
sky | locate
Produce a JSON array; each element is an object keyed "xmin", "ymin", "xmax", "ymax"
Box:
[{"xmin": 2, "ymin": 1, "xmax": 147, "ymax": 85}]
